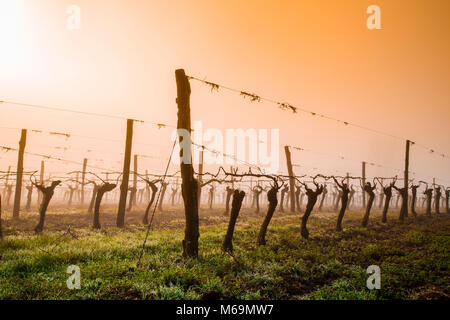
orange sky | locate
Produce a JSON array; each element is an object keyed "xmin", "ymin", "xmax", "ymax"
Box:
[{"xmin": 0, "ymin": 0, "xmax": 449, "ymax": 184}]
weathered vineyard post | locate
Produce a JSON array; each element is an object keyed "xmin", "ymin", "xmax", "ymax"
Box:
[
  {"xmin": 176, "ymin": 69, "xmax": 199, "ymax": 258},
  {"xmin": 400, "ymin": 139, "xmax": 410, "ymax": 221},
  {"xmin": 80, "ymin": 158, "xmax": 87, "ymax": 205},
  {"xmin": 2, "ymin": 166, "xmax": 11, "ymax": 201},
  {"xmin": 13, "ymin": 129, "xmax": 27, "ymax": 219},
  {"xmin": 133, "ymin": 154, "xmax": 138, "ymax": 205},
  {"xmin": 197, "ymin": 149, "xmax": 203, "ymax": 207},
  {"xmin": 361, "ymin": 161, "xmax": 366, "ymax": 208},
  {"xmin": 116, "ymin": 119, "xmax": 134, "ymax": 228},
  {"xmin": 284, "ymin": 146, "xmax": 296, "ymax": 212}
]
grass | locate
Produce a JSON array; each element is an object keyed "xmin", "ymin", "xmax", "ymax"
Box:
[{"xmin": 0, "ymin": 206, "xmax": 449, "ymax": 300}]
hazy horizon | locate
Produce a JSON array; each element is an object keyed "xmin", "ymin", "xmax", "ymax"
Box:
[{"xmin": 1, "ymin": 0, "xmax": 449, "ymax": 185}]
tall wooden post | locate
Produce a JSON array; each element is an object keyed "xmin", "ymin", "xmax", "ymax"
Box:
[
  {"xmin": 401, "ymin": 139, "xmax": 410, "ymax": 220},
  {"xmin": 3, "ymin": 166, "xmax": 11, "ymax": 199},
  {"xmin": 197, "ymin": 150, "xmax": 203, "ymax": 206},
  {"xmin": 13, "ymin": 129, "xmax": 27, "ymax": 218},
  {"xmin": 80, "ymin": 158, "xmax": 87, "ymax": 205},
  {"xmin": 362, "ymin": 161, "xmax": 366, "ymax": 208},
  {"xmin": 133, "ymin": 154, "xmax": 138, "ymax": 205},
  {"xmin": 284, "ymin": 146, "xmax": 296, "ymax": 212},
  {"xmin": 116, "ymin": 119, "xmax": 134, "ymax": 228},
  {"xmin": 176, "ymin": 69, "xmax": 199, "ymax": 258},
  {"xmin": 346, "ymin": 172, "xmax": 350, "ymax": 186}
]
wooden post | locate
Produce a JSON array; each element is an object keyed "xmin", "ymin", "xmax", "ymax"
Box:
[
  {"xmin": 346, "ymin": 172, "xmax": 350, "ymax": 186},
  {"xmin": 284, "ymin": 146, "xmax": 296, "ymax": 212},
  {"xmin": 362, "ymin": 161, "xmax": 366, "ymax": 208},
  {"xmin": 197, "ymin": 150, "xmax": 203, "ymax": 206},
  {"xmin": 13, "ymin": 129, "xmax": 27, "ymax": 219},
  {"xmin": 116, "ymin": 119, "xmax": 134, "ymax": 228},
  {"xmin": 133, "ymin": 154, "xmax": 138, "ymax": 205},
  {"xmin": 3, "ymin": 166, "xmax": 11, "ymax": 199},
  {"xmin": 176, "ymin": 69, "xmax": 199, "ymax": 258},
  {"xmin": 80, "ymin": 158, "xmax": 87, "ymax": 205},
  {"xmin": 401, "ymin": 139, "xmax": 410, "ymax": 220}
]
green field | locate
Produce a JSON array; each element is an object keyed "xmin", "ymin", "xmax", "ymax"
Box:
[{"xmin": 0, "ymin": 207, "xmax": 449, "ymax": 300}]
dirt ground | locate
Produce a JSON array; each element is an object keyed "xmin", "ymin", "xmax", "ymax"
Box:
[{"xmin": 2, "ymin": 201, "xmax": 346, "ymax": 235}]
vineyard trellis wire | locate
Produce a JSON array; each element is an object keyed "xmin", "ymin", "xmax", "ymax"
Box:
[
  {"xmin": 187, "ymin": 75, "xmax": 450, "ymax": 161},
  {"xmin": 0, "ymin": 69, "xmax": 448, "ymax": 264}
]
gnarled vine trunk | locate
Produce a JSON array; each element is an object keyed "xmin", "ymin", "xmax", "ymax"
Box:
[
  {"xmin": 88, "ymin": 184, "xmax": 99, "ymax": 214},
  {"xmin": 295, "ymin": 186, "xmax": 301, "ymax": 212},
  {"xmin": 279, "ymin": 187, "xmax": 288, "ymax": 212},
  {"xmin": 446, "ymin": 190, "xmax": 449, "ymax": 214},
  {"xmin": 301, "ymin": 185, "xmax": 323, "ymax": 239},
  {"xmin": 382, "ymin": 189, "xmax": 392, "ymax": 223},
  {"xmin": 142, "ymin": 183, "xmax": 158, "ymax": 224},
  {"xmin": 257, "ymin": 187, "xmax": 278, "ymax": 245},
  {"xmin": 362, "ymin": 185, "xmax": 376, "ymax": 227},
  {"xmin": 424, "ymin": 189, "xmax": 433, "ymax": 217},
  {"xmin": 222, "ymin": 190, "xmax": 245, "ymax": 253},
  {"xmin": 411, "ymin": 186, "xmax": 419, "ymax": 217},
  {"xmin": 223, "ymin": 187, "xmax": 234, "ymax": 216},
  {"xmin": 34, "ymin": 181, "xmax": 61, "ymax": 233},
  {"xmin": 25, "ymin": 185, "xmax": 33, "ymax": 211},
  {"xmin": 127, "ymin": 187, "xmax": 136, "ymax": 212},
  {"xmin": 93, "ymin": 183, "xmax": 116, "ymax": 229},
  {"xmin": 336, "ymin": 190, "xmax": 350, "ymax": 232},
  {"xmin": 318, "ymin": 188, "xmax": 327, "ymax": 211},
  {"xmin": 435, "ymin": 188, "xmax": 442, "ymax": 214},
  {"xmin": 158, "ymin": 183, "xmax": 168, "ymax": 212}
]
